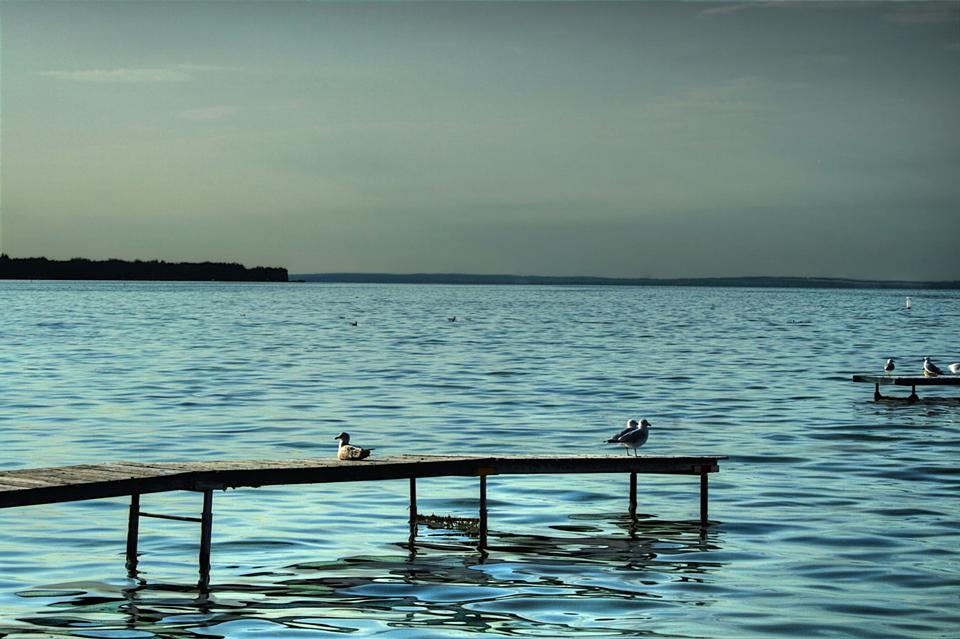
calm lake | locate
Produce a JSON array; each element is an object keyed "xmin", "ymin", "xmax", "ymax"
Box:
[{"xmin": 1, "ymin": 280, "xmax": 958, "ymax": 638}]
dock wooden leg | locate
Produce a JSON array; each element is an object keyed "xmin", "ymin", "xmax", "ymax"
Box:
[
  {"xmin": 198, "ymin": 490, "xmax": 213, "ymax": 590},
  {"xmin": 628, "ymin": 472, "xmax": 637, "ymax": 519},
  {"xmin": 409, "ymin": 477, "xmax": 418, "ymax": 546},
  {"xmin": 125, "ymin": 494, "xmax": 140, "ymax": 575},
  {"xmin": 699, "ymin": 467, "xmax": 709, "ymax": 527},
  {"xmin": 874, "ymin": 383, "xmax": 882, "ymax": 401},
  {"xmin": 908, "ymin": 385, "xmax": 919, "ymax": 402},
  {"xmin": 478, "ymin": 475, "xmax": 488, "ymax": 551}
]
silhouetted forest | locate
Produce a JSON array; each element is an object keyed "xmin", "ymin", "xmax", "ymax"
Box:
[{"xmin": 0, "ymin": 255, "xmax": 288, "ymax": 282}]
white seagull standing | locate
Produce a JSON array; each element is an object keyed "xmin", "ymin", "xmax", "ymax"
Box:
[
  {"xmin": 607, "ymin": 418, "xmax": 651, "ymax": 456},
  {"xmin": 884, "ymin": 358, "xmax": 895, "ymax": 375},
  {"xmin": 948, "ymin": 363, "xmax": 960, "ymax": 375},
  {"xmin": 609, "ymin": 418, "xmax": 639, "ymax": 442},
  {"xmin": 334, "ymin": 432, "xmax": 374, "ymax": 461},
  {"xmin": 923, "ymin": 357, "xmax": 943, "ymax": 377}
]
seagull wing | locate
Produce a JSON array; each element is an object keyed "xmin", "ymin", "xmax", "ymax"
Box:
[
  {"xmin": 617, "ymin": 428, "xmax": 648, "ymax": 445},
  {"xmin": 607, "ymin": 426, "xmax": 634, "ymax": 443}
]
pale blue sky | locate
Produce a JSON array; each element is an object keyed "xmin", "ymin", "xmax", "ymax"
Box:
[{"xmin": 1, "ymin": 1, "xmax": 958, "ymax": 279}]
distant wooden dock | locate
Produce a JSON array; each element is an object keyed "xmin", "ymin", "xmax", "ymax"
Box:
[
  {"xmin": 0, "ymin": 454, "xmax": 724, "ymax": 588},
  {"xmin": 852, "ymin": 374, "xmax": 960, "ymax": 401}
]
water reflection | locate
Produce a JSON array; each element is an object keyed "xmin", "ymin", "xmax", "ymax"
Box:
[{"xmin": 7, "ymin": 518, "xmax": 724, "ymax": 638}]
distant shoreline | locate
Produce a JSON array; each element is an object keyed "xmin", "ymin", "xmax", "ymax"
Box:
[
  {"xmin": 2, "ymin": 257, "xmax": 955, "ymax": 288},
  {"xmin": 293, "ymin": 272, "xmax": 960, "ymax": 290},
  {"xmin": 0, "ymin": 256, "xmax": 288, "ymax": 282}
]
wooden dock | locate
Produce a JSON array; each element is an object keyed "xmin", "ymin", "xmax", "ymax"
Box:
[
  {"xmin": 852, "ymin": 374, "xmax": 960, "ymax": 401},
  {"xmin": 0, "ymin": 454, "xmax": 724, "ymax": 588}
]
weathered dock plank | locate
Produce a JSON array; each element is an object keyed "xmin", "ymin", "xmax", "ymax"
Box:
[
  {"xmin": 0, "ymin": 476, "xmax": 62, "ymax": 489},
  {"xmin": 0, "ymin": 454, "xmax": 725, "ymax": 589},
  {"xmin": 0, "ymin": 465, "xmax": 196, "ymax": 509},
  {"xmin": 852, "ymin": 374, "xmax": 960, "ymax": 401},
  {"xmin": 96, "ymin": 463, "xmax": 187, "ymax": 478},
  {"xmin": 852, "ymin": 374, "xmax": 960, "ymax": 386},
  {"xmin": 0, "ymin": 455, "xmax": 722, "ymax": 508}
]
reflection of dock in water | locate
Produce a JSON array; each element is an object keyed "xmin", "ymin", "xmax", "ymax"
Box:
[{"xmin": 0, "ymin": 454, "xmax": 724, "ymax": 588}]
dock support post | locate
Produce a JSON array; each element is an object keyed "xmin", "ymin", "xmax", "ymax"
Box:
[
  {"xmin": 628, "ymin": 473, "xmax": 637, "ymax": 519},
  {"xmin": 198, "ymin": 490, "xmax": 213, "ymax": 590},
  {"xmin": 874, "ymin": 383, "xmax": 882, "ymax": 401},
  {"xmin": 125, "ymin": 494, "xmax": 140, "ymax": 575},
  {"xmin": 908, "ymin": 385, "xmax": 918, "ymax": 403},
  {"xmin": 408, "ymin": 477, "xmax": 418, "ymax": 546},
  {"xmin": 699, "ymin": 467, "xmax": 709, "ymax": 527},
  {"xmin": 479, "ymin": 475, "xmax": 488, "ymax": 551}
]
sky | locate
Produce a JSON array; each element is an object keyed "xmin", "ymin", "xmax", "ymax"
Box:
[{"xmin": 1, "ymin": 1, "xmax": 958, "ymax": 280}]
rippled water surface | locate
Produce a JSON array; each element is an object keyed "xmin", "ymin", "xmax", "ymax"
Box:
[{"xmin": 1, "ymin": 281, "xmax": 958, "ymax": 638}]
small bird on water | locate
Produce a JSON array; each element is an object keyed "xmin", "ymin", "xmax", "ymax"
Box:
[
  {"xmin": 334, "ymin": 432, "xmax": 374, "ymax": 460},
  {"xmin": 949, "ymin": 363, "xmax": 960, "ymax": 375},
  {"xmin": 607, "ymin": 418, "xmax": 651, "ymax": 456},
  {"xmin": 884, "ymin": 358, "xmax": 895, "ymax": 375},
  {"xmin": 923, "ymin": 357, "xmax": 943, "ymax": 377}
]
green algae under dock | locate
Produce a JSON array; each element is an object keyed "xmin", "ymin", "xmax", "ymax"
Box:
[{"xmin": 0, "ymin": 454, "xmax": 724, "ymax": 588}]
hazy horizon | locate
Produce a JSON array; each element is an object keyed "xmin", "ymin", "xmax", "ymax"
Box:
[{"xmin": 2, "ymin": 1, "xmax": 958, "ymax": 281}]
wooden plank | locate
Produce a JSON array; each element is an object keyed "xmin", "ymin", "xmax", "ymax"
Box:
[
  {"xmin": 0, "ymin": 473, "xmax": 195, "ymax": 509},
  {"xmin": 0, "ymin": 476, "xmax": 63, "ymax": 489},
  {"xmin": 96, "ymin": 463, "xmax": 184, "ymax": 478},
  {"xmin": 479, "ymin": 456, "xmax": 722, "ymax": 476},
  {"xmin": 47, "ymin": 467, "xmax": 149, "ymax": 483},
  {"xmin": 111, "ymin": 462, "xmax": 193, "ymax": 471},
  {"xmin": 853, "ymin": 374, "xmax": 960, "ymax": 386},
  {"xmin": 2, "ymin": 469, "xmax": 77, "ymax": 483},
  {"xmin": 191, "ymin": 456, "xmax": 722, "ymax": 491},
  {"xmin": 37, "ymin": 469, "xmax": 138, "ymax": 486},
  {"xmin": 0, "ymin": 470, "xmax": 67, "ymax": 484},
  {"xmin": 0, "ymin": 455, "xmax": 725, "ymax": 509}
]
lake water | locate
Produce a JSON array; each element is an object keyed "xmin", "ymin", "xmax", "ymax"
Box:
[{"xmin": 1, "ymin": 280, "xmax": 958, "ymax": 638}]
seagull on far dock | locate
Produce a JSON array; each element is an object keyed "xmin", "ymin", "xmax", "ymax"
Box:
[
  {"xmin": 607, "ymin": 418, "xmax": 651, "ymax": 456},
  {"xmin": 334, "ymin": 432, "xmax": 374, "ymax": 461},
  {"xmin": 923, "ymin": 357, "xmax": 943, "ymax": 377},
  {"xmin": 949, "ymin": 363, "xmax": 960, "ymax": 375},
  {"xmin": 884, "ymin": 358, "xmax": 895, "ymax": 375}
]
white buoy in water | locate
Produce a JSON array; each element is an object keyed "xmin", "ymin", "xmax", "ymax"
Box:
[{"xmin": 905, "ymin": 296, "xmax": 912, "ymax": 309}]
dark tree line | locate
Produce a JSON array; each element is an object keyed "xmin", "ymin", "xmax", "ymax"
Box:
[{"xmin": 0, "ymin": 255, "xmax": 288, "ymax": 282}]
